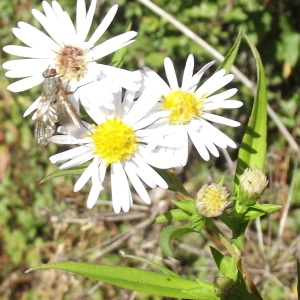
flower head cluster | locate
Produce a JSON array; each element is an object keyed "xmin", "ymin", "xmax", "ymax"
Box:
[
  {"xmin": 196, "ymin": 183, "xmax": 230, "ymax": 217},
  {"xmin": 3, "ymin": 0, "xmax": 243, "ymax": 213},
  {"xmin": 239, "ymin": 167, "xmax": 268, "ymax": 206}
]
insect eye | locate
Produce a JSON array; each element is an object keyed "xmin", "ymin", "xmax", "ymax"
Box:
[
  {"xmin": 49, "ymin": 69, "xmax": 57, "ymax": 76},
  {"xmin": 42, "ymin": 68, "xmax": 57, "ymax": 78}
]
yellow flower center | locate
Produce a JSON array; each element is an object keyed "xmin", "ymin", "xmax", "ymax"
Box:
[
  {"xmin": 55, "ymin": 45, "xmax": 88, "ymax": 80},
  {"xmin": 87, "ymin": 117, "xmax": 139, "ymax": 166},
  {"xmin": 162, "ymin": 90, "xmax": 205, "ymax": 124},
  {"xmin": 196, "ymin": 183, "xmax": 229, "ymax": 217}
]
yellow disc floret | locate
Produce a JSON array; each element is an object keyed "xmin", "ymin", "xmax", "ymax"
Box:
[
  {"xmin": 196, "ymin": 183, "xmax": 230, "ymax": 217},
  {"xmin": 87, "ymin": 117, "xmax": 139, "ymax": 166},
  {"xmin": 162, "ymin": 90, "xmax": 205, "ymax": 124}
]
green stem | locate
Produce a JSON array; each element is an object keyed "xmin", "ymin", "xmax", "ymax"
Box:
[
  {"xmin": 206, "ymin": 219, "xmax": 263, "ymax": 300},
  {"xmin": 206, "ymin": 218, "xmax": 238, "ymax": 258}
]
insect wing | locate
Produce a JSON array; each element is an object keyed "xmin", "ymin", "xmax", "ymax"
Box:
[
  {"xmin": 56, "ymin": 90, "xmax": 83, "ymax": 138},
  {"xmin": 34, "ymin": 95, "xmax": 58, "ymax": 146}
]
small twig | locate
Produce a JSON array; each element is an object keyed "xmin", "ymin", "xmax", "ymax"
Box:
[
  {"xmin": 278, "ymin": 155, "xmax": 298, "ymax": 239},
  {"xmin": 85, "ymin": 202, "xmax": 166, "ymax": 261},
  {"xmin": 207, "ymin": 219, "xmax": 263, "ymax": 299},
  {"xmin": 255, "ymin": 218, "xmax": 266, "ymax": 262},
  {"xmin": 220, "ymin": 148, "xmax": 235, "ymax": 174},
  {"xmin": 238, "ymin": 259, "xmax": 264, "ymax": 300}
]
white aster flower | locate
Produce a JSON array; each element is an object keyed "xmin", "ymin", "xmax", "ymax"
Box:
[
  {"xmin": 49, "ymin": 86, "xmax": 175, "ymax": 213},
  {"xmin": 142, "ymin": 54, "xmax": 243, "ymax": 166},
  {"xmin": 3, "ymin": 0, "xmax": 139, "ymax": 94}
]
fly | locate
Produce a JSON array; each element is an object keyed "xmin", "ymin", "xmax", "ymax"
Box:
[{"xmin": 35, "ymin": 68, "xmax": 83, "ymax": 146}]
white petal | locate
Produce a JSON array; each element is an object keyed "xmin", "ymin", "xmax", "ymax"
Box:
[
  {"xmin": 185, "ymin": 61, "xmax": 215, "ymax": 92},
  {"xmin": 197, "ymin": 120, "xmax": 237, "ymax": 149},
  {"xmin": 3, "ymin": 45, "xmax": 53, "ymax": 59},
  {"xmin": 87, "ymin": 182, "xmax": 103, "ymax": 209},
  {"xmin": 5, "ymin": 66, "xmax": 45, "ymax": 79},
  {"xmin": 111, "ymin": 162, "xmax": 132, "ymax": 213},
  {"xmin": 88, "ymin": 31, "xmax": 137, "ymax": 61},
  {"xmin": 6, "ymin": 75, "xmax": 44, "ymax": 92},
  {"xmin": 3, "ymin": 58, "xmax": 52, "ymax": 73},
  {"xmin": 23, "ymin": 96, "xmax": 40, "ymax": 117},
  {"xmin": 74, "ymin": 158, "xmax": 98, "ymax": 191},
  {"xmin": 14, "ymin": 22, "xmax": 58, "ymax": 50},
  {"xmin": 182, "ymin": 54, "xmax": 194, "ymax": 89},
  {"xmin": 204, "ymin": 88, "xmax": 238, "ymax": 109},
  {"xmin": 201, "ymin": 136, "xmax": 220, "ymax": 157},
  {"xmin": 49, "ymin": 134, "xmax": 84, "ymax": 144},
  {"xmin": 164, "ymin": 57, "xmax": 179, "ymax": 90},
  {"xmin": 50, "ymin": 145, "xmax": 91, "ymax": 163},
  {"xmin": 59, "ymin": 152, "xmax": 93, "ymax": 169},
  {"xmin": 142, "ymin": 145, "xmax": 186, "ymax": 169},
  {"xmin": 197, "ymin": 70, "xmax": 234, "ymax": 96},
  {"xmin": 133, "ymin": 110, "xmax": 170, "ymax": 131},
  {"xmin": 51, "ymin": 1, "xmax": 77, "ymax": 43},
  {"xmin": 124, "ymin": 162, "xmax": 151, "ymax": 204},
  {"xmin": 188, "ymin": 129, "xmax": 210, "ymax": 161},
  {"xmin": 142, "ymin": 67, "xmax": 170, "ymax": 95},
  {"xmin": 121, "ymin": 89, "xmax": 136, "ymax": 115},
  {"xmin": 218, "ymin": 100, "xmax": 243, "ymax": 109},
  {"xmin": 202, "ymin": 113, "xmax": 241, "ymax": 127},
  {"xmin": 124, "ymin": 87, "xmax": 162, "ymax": 126},
  {"xmin": 32, "ymin": 9, "xmax": 63, "ymax": 46},
  {"xmin": 133, "ymin": 154, "xmax": 168, "ymax": 189},
  {"xmin": 88, "ymin": 4, "xmax": 118, "ymax": 45},
  {"xmin": 98, "ymin": 64, "xmax": 141, "ymax": 91},
  {"xmin": 76, "ymin": 0, "xmax": 88, "ymax": 40}
]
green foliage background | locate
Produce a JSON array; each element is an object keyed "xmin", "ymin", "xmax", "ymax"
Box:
[{"xmin": 0, "ymin": 0, "xmax": 299, "ymax": 299}]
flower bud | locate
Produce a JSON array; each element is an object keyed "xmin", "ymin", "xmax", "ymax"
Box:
[
  {"xmin": 239, "ymin": 167, "xmax": 268, "ymax": 206},
  {"xmin": 214, "ymin": 277, "xmax": 238, "ymax": 299},
  {"xmin": 196, "ymin": 183, "xmax": 230, "ymax": 217}
]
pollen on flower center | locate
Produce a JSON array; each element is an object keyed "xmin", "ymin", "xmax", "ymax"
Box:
[
  {"xmin": 162, "ymin": 90, "xmax": 205, "ymax": 124},
  {"xmin": 196, "ymin": 183, "xmax": 230, "ymax": 217},
  {"xmin": 55, "ymin": 45, "xmax": 88, "ymax": 80},
  {"xmin": 87, "ymin": 117, "xmax": 139, "ymax": 166}
]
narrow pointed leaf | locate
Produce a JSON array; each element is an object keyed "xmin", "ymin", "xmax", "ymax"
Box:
[
  {"xmin": 155, "ymin": 209, "xmax": 191, "ymax": 223},
  {"xmin": 171, "ymin": 199, "xmax": 198, "ymax": 214},
  {"xmin": 243, "ymin": 203, "xmax": 281, "ymax": 220},
  {"xmin": 235, "ymin": 35, "xmax": 267, "ymax": 191},
  {"xmin": 218, "ymin": 29, "xmax": 243, "ymax": 73},
  {"xmin": 121, "ymin": 254, "xmax": 179, "ymax": 276},
  {"xmin": 160, "ymin": 225, "xmax": 195, "ymax": 257},
  {"xmin": 39, "ymin": 162, "xmax": 89, "ymax": 183},
  {"xmin": 210, "ymin": 247, "xmax": 235, "ymax": 278},
  {"xmin": 28, "ymin": 262, "xmax": 204, "ymax": 299}
]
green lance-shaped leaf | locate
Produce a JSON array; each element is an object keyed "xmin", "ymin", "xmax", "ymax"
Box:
[
  {"xmin": 171, "ymin": 199, "xmax": 198, "ymax": 214},
  {"xmin": 210, "ymin": 247, "xmax": 238, "ymax": 280},
  {"xmin": 210, "ymin": 247, "xmax": 259, "ymax": 300},
  {"xmin": 242, "ymin": 203, "xmax": 281, "ymax": 220},
  {"xmin": 27, "ymin": 262, "xmax": 215, "ymax": 299},
  {"xmin": 39, "ymin": 162, "xmax": 89, "ymax": 184},
  {"xmin": 218, "ymin": 29, "xmax": 243, "ymax": 73},
  {"xmin": 234, "ymin": 35, "xmax": 267, "ymax": 191},
  {"xmin": 155, "ymin": 208, "xmax": 192, "ymax": 223},
  {"xmin": 159, "ymin": 225, "xmax": 196, "ymax": 257}
]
